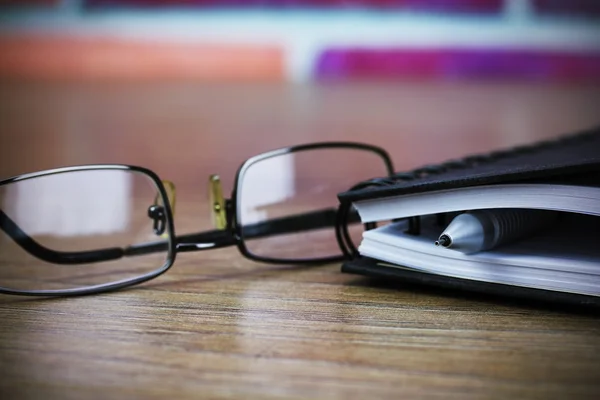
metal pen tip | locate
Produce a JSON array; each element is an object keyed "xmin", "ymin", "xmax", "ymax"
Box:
[{"xmin": 435, "ymin": 234, "xmax": 452, "ymax": 248}]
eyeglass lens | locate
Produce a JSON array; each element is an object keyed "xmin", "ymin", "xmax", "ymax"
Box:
[
  {"xmin": 237, "ymin": 147, "xmax": 389, "ymax": 261},
  {"xmin": 0, "ymin": 169, "xmax": 172, "ymax": 292}
]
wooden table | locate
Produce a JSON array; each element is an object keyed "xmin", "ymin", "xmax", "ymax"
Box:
[{"xmin": 1, "ymin": 81, "xmax": 600, "ymax": 399}]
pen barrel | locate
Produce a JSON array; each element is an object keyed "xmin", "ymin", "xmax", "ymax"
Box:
[{"xmin": 480, "ymin": 208, "xmax": 557, "ymax": 251}]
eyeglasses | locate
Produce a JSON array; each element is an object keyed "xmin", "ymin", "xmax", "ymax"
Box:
[{"xmin": 0, "ymin": 142, "xmax": 393, "ymax": 296}]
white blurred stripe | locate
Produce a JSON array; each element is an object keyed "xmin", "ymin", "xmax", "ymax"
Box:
[
  {"xmin": 239, "ymin": 154, "xmax": 294, "ymax": 224},
  {"xmin": 4, "ymin": 170, "xmax": 131, "ymax": 237}
]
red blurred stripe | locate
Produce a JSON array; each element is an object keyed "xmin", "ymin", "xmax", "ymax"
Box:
[
  {"xmin": 0, "ymin": 0, "xmax": 59, "ymax": 5},
  {"xmin": 0, "ymin": 35, "xmax": 285, "ymax": 82}
]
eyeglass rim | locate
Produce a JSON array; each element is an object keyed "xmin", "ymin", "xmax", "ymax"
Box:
[
  {"xmin": 0, "ymin": 164, "xmax": 177, "ymax": 296},
  {"xmin": 231, "ymin": 141, "xmax": 394, "ymax": 264},
  {"xmin": 0, "ymin": 142, "xmax": 393, "ymax": 295}
]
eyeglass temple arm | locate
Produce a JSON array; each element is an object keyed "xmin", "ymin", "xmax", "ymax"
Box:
[
  {"xmin": 0, "ymin": 210, "xmax": 124, "ymax": 264},
  {"xmin": 0, "ymin": 207, "xmax": 360, "ymax": 263},
  {"xmin": 123, "ymin": 229, "xmax": 237, "ymax": 256},
  {"xmin": 124, "ymin": 207, "xmax": 360, "ymax": 255}
]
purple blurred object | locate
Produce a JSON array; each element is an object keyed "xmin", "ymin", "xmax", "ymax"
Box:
[
  {"xmin": 315, "ymin": 48, "xmax": 600, "ymax": 82},
  {"xmin": 83, "ymin": 0, "xmax": 503, "ymax": 13},
  {"xmin": 532, "ymin": 0, "xmax": 600, "ymax": 19}
]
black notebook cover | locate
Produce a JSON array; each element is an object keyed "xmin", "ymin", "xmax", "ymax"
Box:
[
  {"xmin": 337, "ymin": 127, "xmax": 600, "ymax": 306},
  {"xmin": 338, "ymin": 127, "xmax": 600, "ymax": 204},
  {"xmin": 342, "ymin": 257, "xmax": 600, "ymax": 308}
]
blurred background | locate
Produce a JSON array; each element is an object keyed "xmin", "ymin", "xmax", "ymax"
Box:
[
  {"xmin": 0, "ymin": 0, "xmax": 599, "ymax": 82},
  {"xmin": 0, "ymin": 0, "xmax": 599, "ymax": 234}
]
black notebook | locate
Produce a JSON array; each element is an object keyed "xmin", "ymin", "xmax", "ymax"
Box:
[{"xmin": 336, "ymin": 127, "xmax": 600, "ymax": 304}]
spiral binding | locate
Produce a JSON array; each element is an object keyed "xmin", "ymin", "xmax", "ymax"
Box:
[{"xmin": 334, "ymin": 129, "xmax": 598, "ymax": 258}]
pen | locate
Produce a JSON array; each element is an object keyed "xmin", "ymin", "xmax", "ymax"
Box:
[{"xmin": 435, "ymin": 209, "xmax": 558, "ymax": 254}]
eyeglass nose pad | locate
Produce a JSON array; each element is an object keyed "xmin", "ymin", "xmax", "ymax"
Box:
[
  {"xmin": 147, "ymin": 205, "xmax": 166, "ymax": 235},
  {"xmin": 209, "ymin": 174, "xmax": 226, "ymax": 230},
  {"xmin": 150, "ymin": 180, "xmax": 176, "ymax": 238}
]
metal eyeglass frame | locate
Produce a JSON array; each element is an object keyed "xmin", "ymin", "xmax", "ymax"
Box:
[{"xmin": 0, "ymin": 142, "xmax": 394, "ymax": 296}]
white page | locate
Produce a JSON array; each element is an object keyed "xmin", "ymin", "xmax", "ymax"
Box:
[
  {"xmin": 359, "ymin": 215, "xmax": 600, "ymax": 296},
  {"xmin": 353, "ymin": 184, "xmax": 600, "ymax": 223}
]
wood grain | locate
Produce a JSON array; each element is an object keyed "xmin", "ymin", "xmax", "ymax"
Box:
[{"xmin": 1, "ymin": 81, "xmax": 600, "ymax": 399}]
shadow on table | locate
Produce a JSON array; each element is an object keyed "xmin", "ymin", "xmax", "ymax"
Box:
[{"xmin": 353, "ymin": 275, "xmax": 600, "ymax": 316}]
